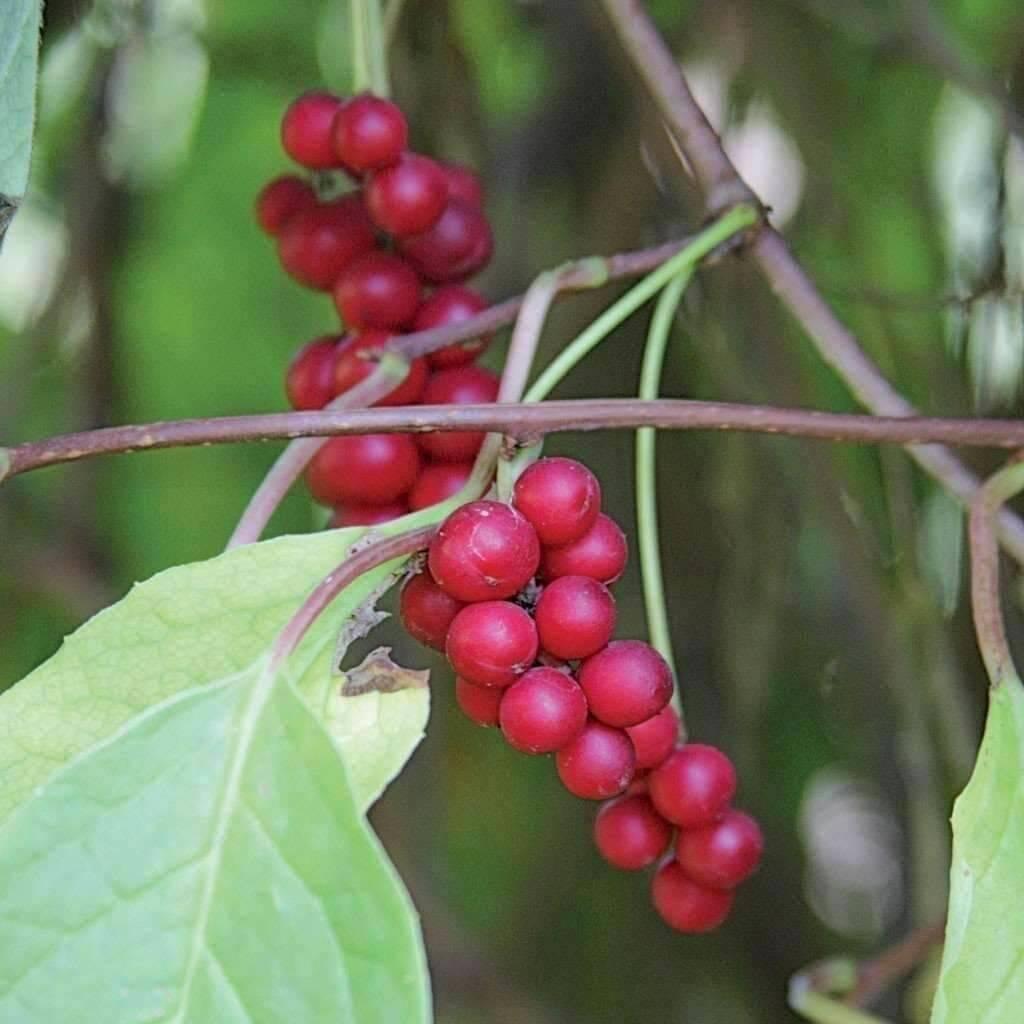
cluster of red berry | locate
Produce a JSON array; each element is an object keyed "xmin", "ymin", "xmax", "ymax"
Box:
[
  {"xmin": 254, "ymin": 91, "xmax": 498, "ymax": 526},
  {"xmin": 399, "ymin": 457, "xmax": 764, "ymax": 932}
]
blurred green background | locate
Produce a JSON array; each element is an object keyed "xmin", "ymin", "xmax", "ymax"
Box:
[{"xmin": 4, "ymin": 0, "xmax": 1024, "ymax": 1020}]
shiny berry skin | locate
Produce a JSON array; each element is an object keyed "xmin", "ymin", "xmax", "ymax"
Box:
[
  {"xmin": 541, "ymin": 513, "xmax": 628, "ymax": 584},
  {"xmin": 333, "ymin": 330, "xmax": 428, "ymax": 406},
  {"xmin": 651, "ymin": 861, "xmax": 733, "ymax": 933},
  {"xmin": 285, "ymin": 336, "xmax": 339, "ymax": 410},
  {"xmin": 445, "ymin": 601, "xmax": 538, "ymax": 688},
  {"xmin": 428, "ymin": 500, "xmax": 541, "ymax": 602},
  {"xmin": 648, "ymin": 745, "xmax": 737, "ymax": 828},
  {"xmin": 534, "ymin": 576, "xmax": 616, "ymax": 661},
  {"xmin": 499, "ymin": 667, "xmax": 588, "ymax": 754},
  {"xmin": 329, "ymin": 502, "xmax": 407, "ymax": 527},
  {"xmin": 627, "ymin": 705, "xmax": 680, "ymax": 773},
  {"xmin": 556, "ymin": 720, "xmax": 635, "ymax": 800},
  {"xmin": 255, "ymin": 175, "xmax": 316, "ymax": 235},
  {"xmin": 332, "ymin": 252, "xmax": 422, "ymax": 330},
  {"xmin": 398, "ymin": 198, "xmax": 493, "ymax": 282},
  {"xmin": 399, "ymin": 571, "xmax": 465, "ymax": 651},
  {"xmin": 513, "ymin": 458, "xmax": 601, "ymax": 547},
  {"xmin": 594, "ymin": 795, "xmax": 672, "ymax": 870},
  {"xmin": 455, "ymin": 677, "xmax": 503, "ymax": 727},
  {"xmin": 281, "ymin": 91, "xmax": 343, "ymax": 169},
  {"xmin": 408, "ymin": 462, "xmax": 473, "ymax": 511},
  {"xmin": 276, "ymin": 197, "xmax": 376, "ymax": 291},
  {"xmin": 414, "ymin": 285, "xmax": 491, "ymax": 368},
  {"xmin": 441, "ymin": 162, "xmax": 484, "ymax": 207},
  {"xmin": 577, "ymin": 640, "xmax": 673, "ymax": 728},
  {"xmin": 676, "ymin": 809, "xmax": 764, "ymax": 889},
  {"xmin": 366, "ymin": 154, "xmax": 449, "ymax": 236},
  {"xmin": 331, "ymin": 94, "xmax": 408, "ymax": 172},
  {"xmin": 306, "ymin": 434, "xmax": 420, "ymax": 506},
  {"xmin": 416, "ymin": 366, "xmax": 500, "ymax": 462}
]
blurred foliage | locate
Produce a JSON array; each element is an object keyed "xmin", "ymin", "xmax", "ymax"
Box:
[{"xmin": 3, "ymin": 0, "xmax": 1024, "ymax": 1021}]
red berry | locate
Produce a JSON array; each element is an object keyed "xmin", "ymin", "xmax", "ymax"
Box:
[
  {"xmin": 499, "ymin": 667, "xmax": 588, "ymax": 754},
  {"xmin": 281, "ymin": 91, "xmax": 343, "ymax": 169},
  {"xmin": 594, "ymin": 795, "xmax": 672, "ymax": 870},
  {"xmin": 333, "ymin": 251, "xmax": 422, "ymax": 331},
  {"xmin": 306, "ymin": 434, "xmax": 420, "ymax": 506},
  {"xmin": 398, "ymin": 198, "xmax": 493, "ymax": 282},
  {"xmin": 556, "ymin": 720, "xmax": 635, "ymax": 800},
  {"xmin": 416, "ymin": 366, "xmax": 500, "ymax": 462},
  {"xmin": 676, "ymin": 809, "xmax": 764, "ymax": 889},
  {"xmin": 445, "ymin": 601, "xmax": 538, "ymax": 688},
  {"xmin": 366, "ymin": 154, "xmax": 449, "ymax": 237},
  {"xmin": 513, "ymin": 457, "xmax": 601, "ymax": 547},
  {"xmin": 651, "ymin": 861, "xmax": 733, "ymax": 933},
  {"xmin": 276, "ymin": 197, "xmax": 376, "ymax": 290},
  {"xmin": 627, "ymin": 705, "xmax": 680, "ymax": 773},
  {"xmin": 255, "ymin": 175, "xmax": 316, "ymax": 235},
  {"xmin": 577, "ymin": 640, "xmax": 673, "ymax": 728},
  {"xmin": 648, "ymin": 745, "xmax": 737, "ymax": 828},
  {"xmin": 399, "ymin": 571, "xmax": 465, "ymax": 651},
  {"xmin": 541, "ymin": 513, "xmax": 628, "ymax": 584},
  {"xmin": 408, "ymin": 462, "xmax": 473, "ymax": 511},
  {"xmin": 428, "ymin": 500, "xmax": 541, "ymax": 602},
  {"xmin": 441, "ymin": 162, "xmax": 484, "ymax": 207},
  {"xmin": 285, "ymin": 336, "xmax": 339, "ymax": 410},
  {"xmin": 534, "ymin": 576, "xmax": 616, "ymax": 661},
  {"xmin": 333, "ymin": 330, "xmax": 428, "ymax": 406},
  {"xmin": 414, "ymin": 286, "xmax": 491, "ymax": 368},
  {"xmin": 331, "ymin": 94, "xmax": 408, "ymax": 172},
  {"xmin": 455, "ymin": 677, "xmax": 504, "ymax": 727}
]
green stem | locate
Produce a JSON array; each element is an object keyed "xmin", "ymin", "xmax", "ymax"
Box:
[
  {"xmin": 636, "ymin": 272, "xmax": 691, "ymax": 701},
  {"xmin": 351, "ymin": 0, "xmax": 389, "ymax": 96},
  {"xmin": 792, "ymin": 991, "xmax": 889, "ymax": 1024},
  {"xmin": 383, "ymin": 0, "xmax": 408, "ymax": 44}
]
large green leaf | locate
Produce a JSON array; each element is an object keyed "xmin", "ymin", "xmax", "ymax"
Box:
[
  {"xmin": 0, "ymin": 657, "xmax": 430, "ymax": 1022},
  {"xmin": 0, "ymin": 529, "xmax": 424, "ymax": 822},
  {"xmin": 0, "ymin": 0, "xmax": 42, "ymax": 206},
  {"xmin": 931, "ymin": 680, "xmax": 1024, "ymax": 1023}
]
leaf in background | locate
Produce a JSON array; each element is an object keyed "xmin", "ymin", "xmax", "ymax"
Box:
[
  {"xmin": 0, "ymin": 0, "xmax": 42, "ymax": 230},
  {"xmin": 931, "ymin": 680, "xmax": 1024, "ymax": 1023},
  {"xmin": 0, "ymin": 659, "xmax": 431, "ymax": 1023}
]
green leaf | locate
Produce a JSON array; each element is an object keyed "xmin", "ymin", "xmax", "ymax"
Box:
[
  {"xmin": 0, "ymin": 658, "xmax": 431, "ymax": 1022},
  {"xmin": 0, "ymin": 0, "xmax": 42, "ymax": 205},
  {"xmin": 0, "ymin": 529, "xmax": 417, "ymax": 823},
  {"xmin": 931, "ymin": 680, "xmax": 1024, "ymax": 1023}
]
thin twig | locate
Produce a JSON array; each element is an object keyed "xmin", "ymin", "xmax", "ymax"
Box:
[{"xmin": 845, "ymin": 919, "xmax": 946, "ymax": 1009}]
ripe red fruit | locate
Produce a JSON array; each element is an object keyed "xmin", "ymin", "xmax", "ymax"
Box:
[
  {"xmin": 441, "ymin": 162, "xmax": 484, "ymax": 207},
  {"xmin": 499, "ymin": 667, "xmax": 588, "ymax": 754},
  {"xmin": 399, "ymin": 571, "xmax": 465, "ymax": 651},
  {"xmin": 556, "ymin": 720, "xmax": 635, "ymax": 800},
  {"xmin": 408, "ymin": 462, "xmax": 473, "ymax": 511},
  {"xmin": 534, "ymin": 576, "xmax": 616, "ymax": 661},
  {"xmin": 651, "ymin": 861, "xmax": 733, "ymax": 933},
  {"xmin": 676, "ymin": 810, "xmax": 764, "ymax": 888},
  {"xmin": 626, "ymin": 705, "xmax": 680, "ymax": 773},
  {"xmin": 332, "ymin": 252, "xmax": 422, "ymax": 331},
  {"xmin": 366, "ymin": 154, "xmax": 449, "ymax": 237},
  {"xmin": 428, "ymin": 500, "xmax": 541, "ymax": 602},
  {"xmin": 455, "ymin": 677, "xmax": 503, "ymax": 727},
  {"xmin": 416, "ymin": 366, "xmax": 500, "ymax": 462},
  {"xmin": 513, "ymin": 458, "xmax": 601, "ymax": 547},
  {"xmin": 648, "ymin": 745, "xmax": 737, "ymax": 828},
  {"xmin": 446, "ymin": 601, "xmax": 538, "ymax": 688},
  {"xmin": 540, "ymin": 513, "xmax": 628, "ymax": 584},
  {"xmin": 398, "ymin": 198, "xmax": 493, "ymax": 282},
  {"xmin": 331, "ymin": 94, "xmax": 407, "ymax": 172},
  {"xmin": 594, "ymin": 795, "xmax": 672, "ymax": 870},
  {"xmin": 255, "ymin": 175, "xmax": 316, "ymax": 235},
  {"xmin": 577, "ymin": 640, "xmax": 673, "ymax": 728},
  {"xmin": 276, "ymin": 197, "xmax": 376, "ymax": 290},
  {"xmin": 332, "ymin": 330, "xmax": 428, "ymax": 406},
  {"xmin": 413, "ymin": 285, "xmax": 491, "ymax": 368},
  {"xmin": 306, "ymin": 434, "xmax": 420, "ymax": 506},
  {"xmin": 329, "ymin": 502, "xmax": 407, "ymax": 528},
  {"xmin": 281, "ymin": 92, "xmax": 343, "ymax": 169},
  {"xmin": 285, "ymin": 336, "xmax": 339, "ymax": 410}
]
